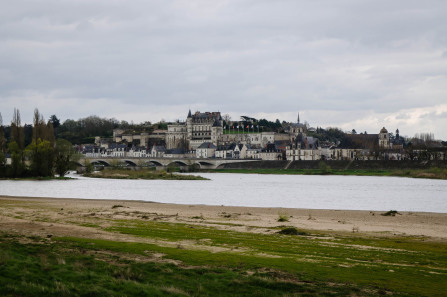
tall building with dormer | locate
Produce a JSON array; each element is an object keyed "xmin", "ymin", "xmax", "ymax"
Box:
[{"xmin": 166, "ymin": 110, "xmax": 223, "ymax": 150}]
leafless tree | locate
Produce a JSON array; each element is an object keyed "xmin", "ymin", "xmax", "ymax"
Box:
[{"xmin": 11, "ymin": 108, "xmax": 24, "ymax": 149}]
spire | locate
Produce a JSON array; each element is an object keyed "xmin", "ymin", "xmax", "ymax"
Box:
[
  {"xmin": 187, "ymin": 109, "xmax": 192, "ymax": 118},
  {"xmin": 297, "ymin": 112, "xmax": 300, "ymax": 124}
]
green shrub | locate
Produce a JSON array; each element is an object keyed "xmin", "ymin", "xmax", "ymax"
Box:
[
  {"xmin": 318, "ymin": 161, "xmax": 332, "ymax": 174},
  {"xmin": 277, "ymin": 213, "xmax": 289, "ymax": 222},
  {"xmin": 381, "ymin": 210, "xmax": 400, "ymax": 216},
  {"xmin": 277, "ymin": 227, "xmax": 307, "ymax": 235}
]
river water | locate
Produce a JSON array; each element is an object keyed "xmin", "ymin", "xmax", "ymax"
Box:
[{"xmin": 1, "ymin": 173, "xmax": 446, "ymax": 213}]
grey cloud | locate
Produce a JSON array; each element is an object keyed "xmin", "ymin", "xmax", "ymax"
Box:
[{"xmin": 1, "ymin": 0, "xmax": 447, "ymax": 138}]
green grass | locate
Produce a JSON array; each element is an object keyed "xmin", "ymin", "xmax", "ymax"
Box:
[
  {"xmin": 1, "ymin": 234, "xmax": 370, "ymax": 297},
  {"xmin": 211, "ymin": 168, "xmax": 392, "ymax": 176},
  {"xmin": 98, "ymin": 220, "xmax": 447, "ymax": 296},
  {"xmin": 210, "ymin": 168, "xmax": 447, "ymax": 179},
  {"xmin": 277, "ymin": 213, "xmax": 289, "ymax": 222},
  {"xmin": 1, "ymin": 218, "xmax": 446, "ymax": 296}
]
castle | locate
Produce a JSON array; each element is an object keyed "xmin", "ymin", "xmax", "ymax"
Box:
[
  {"xmin": 92, "ymin": 109, "xmax": 421, "ymax": 161},
  {"xmin": 165, "ymin": 110, "xmax": 276, "ymax": 150},
  {"xmin": 166, "ymin": 110, "xmax": 223, "ymax": 150}
]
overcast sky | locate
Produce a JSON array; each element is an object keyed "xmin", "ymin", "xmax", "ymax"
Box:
[{"xmin": 1, "ymin": 0, "xmax": 447, "ymax": 139}]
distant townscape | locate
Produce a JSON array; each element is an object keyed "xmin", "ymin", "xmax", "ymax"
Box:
[
  {"xmin": 86, "ymin": 110, "xmax": 446, "ymax": 161},
  {"xmin": 1, "ymin": 108, "xmax": 447, "ymax": 178}
]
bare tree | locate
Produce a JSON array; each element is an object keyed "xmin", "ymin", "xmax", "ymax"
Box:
[
  {"xmin": 11, "ymin": 108, "xmax": 24, "ymax": 150},
  {"xmin": 222, "ymin": 114, "xmax": 232, "ymax": 125}
]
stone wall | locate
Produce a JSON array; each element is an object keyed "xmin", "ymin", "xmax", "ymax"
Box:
[{"xmin": 219, "ymin": 160, "xmax": 447, "ymax": 170}]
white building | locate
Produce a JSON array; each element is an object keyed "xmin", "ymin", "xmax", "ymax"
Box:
[
  {"xmin": 196, "ymin": 142, "xmax": 217, "ymax": 158},
  {"xmin": 286, "ymin": 135, "xmax": 321, "ymax": 161}
]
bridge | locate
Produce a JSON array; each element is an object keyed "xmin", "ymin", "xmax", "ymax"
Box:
[{"xmin": 77, "ymin": 157, "xmax": 257, "ymax": 169}]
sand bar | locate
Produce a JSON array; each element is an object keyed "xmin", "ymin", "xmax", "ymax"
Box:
[{"xmin": 1, "ymin": 195, "xmax": 446, "ymax": 242}]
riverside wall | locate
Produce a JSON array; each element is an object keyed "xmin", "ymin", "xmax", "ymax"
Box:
[{"xmin": 218, "ymin": 160, "xmax": 447, "ymax": 170}]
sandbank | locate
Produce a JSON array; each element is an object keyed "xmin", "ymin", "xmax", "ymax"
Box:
[{"xmin": 1, "ymin": 195, "xmax": 446, "ymax": 242}]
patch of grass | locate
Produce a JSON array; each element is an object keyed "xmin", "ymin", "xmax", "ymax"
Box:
[
  {"xmin": 381, "ymin": 210, "xmax": 401, "ymax": 217},
  {"xmin": 111, "ymin": 204, "xmax": 124, "ymax": 209},
  {"xmin": 277, "ymin": 227, "xmax": 308, "ymax": 236},
  {"xmin": 191, "ymin": 214, "xmax": 204, "ymax": 220},
  {"xmin": 78, "ymin": 222, "xmax": 101, "ymax": 228},
  {"xmin": 390, "ymin": 167, "xmax": 447, "ymax": 179},
  {"xmin": 0, "ymin": 233, "xmax": 372, "ymax": 297},
  {"xmin": 1, "ymin": 214, "xmax": 447, "ymax": 297},
  {"xmin": 105, "ymin": 219, "xmax": 446, "ymax": 295},
  {"xmin": 210, "ymin": 167, "xmax": 447, "ymax": 180},
  {"xmin": 277, "ymin": 213, "xmax": 289, "ymax": 222}
]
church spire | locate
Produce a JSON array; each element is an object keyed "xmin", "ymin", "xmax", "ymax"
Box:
[{"xmin": 187, "ymin": 109, "xmax": 192, "ymax": 118}]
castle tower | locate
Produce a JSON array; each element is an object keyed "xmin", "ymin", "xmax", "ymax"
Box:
[
  {"xmin": 379, "ymin": 127, "xmax": 390, "ymax": 149},
  {"xmin": 211, "ymin": 118, "xmax": 223, "ymax": 145}
]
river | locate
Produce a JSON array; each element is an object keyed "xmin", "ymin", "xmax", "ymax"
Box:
[{"xmin": 1, "ymin": 173, "xmax": 446, "ymax": 213}]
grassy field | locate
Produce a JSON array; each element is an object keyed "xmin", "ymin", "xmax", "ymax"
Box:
[
  {"xmin": 1, "ymin": 217, "xmax": 446, "ymax": 296},
  {"xmin": 210, "ymin": 167, "xmax": 447, "ymax": 179},
  {"xmin": 84, "ymin": 169, "xmax": 208, "ymax": 180}
]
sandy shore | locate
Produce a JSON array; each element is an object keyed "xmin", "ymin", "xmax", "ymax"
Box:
[{"xmin": 1, "ymin": 195, "xmax": 446, "ymax": 242}]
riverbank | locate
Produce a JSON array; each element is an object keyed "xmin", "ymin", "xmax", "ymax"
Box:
[
  {"xmin": 1, "ymin": 196, "xmax": 446, "ymax": 296},
  {"xmin": 209, "ymin": 167, "xmax": 447, "ymax": 179}
]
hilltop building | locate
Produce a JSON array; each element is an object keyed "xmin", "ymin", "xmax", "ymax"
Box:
[
  {"xmin": 166, "ymin": 110, "xmax": 223, "ymax": 150},
  {"xmin": 88, "ymin": 109, "xmax": 417, "ymax": 161}
]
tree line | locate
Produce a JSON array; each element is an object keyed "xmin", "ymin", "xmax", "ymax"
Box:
[{"xmin": 0, "ymin": 109, "xmax": 79, "ymax": 178}]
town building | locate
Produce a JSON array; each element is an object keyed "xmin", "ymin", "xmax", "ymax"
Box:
[{"xmin": 196, "ymin": 142, "xmax": 217, "ymax": 158}]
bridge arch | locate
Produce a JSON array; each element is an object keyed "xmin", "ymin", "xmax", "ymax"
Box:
[
  {"xmin": 91, "ymin": 160, "xmax": 110, "ymax": 166},
  {"xmin": 124, "ymin": 160, "xmax": 138, "ymax": 167},
  {"xmin": 174, "ymin": 160, "xmax": 189, "ymax": 166},
  {"xmin": 167, "ymin": 160, "xmax": 189, "ymax": 167},
  {"xmin": 198, "ymin": 161, "xmax": 214, "ymax": 166},
  {"xmin": 148, "ymin": 160, "xmax": 164, "ymax": 167}
]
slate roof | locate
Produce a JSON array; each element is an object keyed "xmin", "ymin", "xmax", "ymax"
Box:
[
  {"xmin": 165, "ymin": 148, "xmax": 186, "ymax": 154},
  {"xmin": 109, "ymin": 143, "xmax": 127, "ymax": 150},
  {"xmin": 152, "ymin": 145, "xmax": 166, "ymax": 151},
  {"xmin": 197, "ymin": 142, "xmax": 216, "ymax": 149},
  {"xmin": 340, "ymin": 134, "xmax": 379, "ymax": 149}
]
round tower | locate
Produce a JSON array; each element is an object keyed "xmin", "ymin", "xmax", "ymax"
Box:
[{"xmin": 211, "ymin": 118, "xmax": 223, "ymax": 145}]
